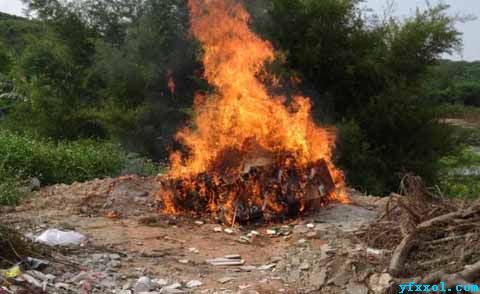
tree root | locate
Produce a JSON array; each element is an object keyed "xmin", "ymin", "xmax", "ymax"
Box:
[{"xmin": 389, "ymin": 207, "xmax": 480, "ymax": 277}]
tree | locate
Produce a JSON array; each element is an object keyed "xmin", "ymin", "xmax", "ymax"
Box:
[{"xmin": 267, "ymin": 0, "xmax": 463, "ymax": 194}]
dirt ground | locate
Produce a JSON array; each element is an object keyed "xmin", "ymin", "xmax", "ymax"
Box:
[{"xmin": 1, "ymin": 175, "xmax": 392, "ymax": 293}]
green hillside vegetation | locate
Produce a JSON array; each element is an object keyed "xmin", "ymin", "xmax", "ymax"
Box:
[{"xmin": 0, "ymin": 0, "xmax": 478, "ymax": 203}]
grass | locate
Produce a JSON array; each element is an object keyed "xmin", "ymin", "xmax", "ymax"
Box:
[
  {"xmin": 0, "ymin": 130, "xmax": 126, "ymax": 185},
  {"xmin": 0, "ymin": 130, "xmax": 127, "ymax": 205}
]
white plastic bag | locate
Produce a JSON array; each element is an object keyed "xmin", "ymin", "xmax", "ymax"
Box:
[{"xmin": 35, "ymin": 229, "xmax": 86, "ymax": 246}]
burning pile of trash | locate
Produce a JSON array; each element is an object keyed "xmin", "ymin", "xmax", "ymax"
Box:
[{"xmin": 156, "ymin": 0, "xmax": 348, "ymax": 224}]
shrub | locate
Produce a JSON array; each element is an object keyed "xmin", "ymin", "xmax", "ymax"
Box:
[
  {"xmin": 0, "ymin": 168, "xmax": 23, "ymax": 205},
  {"xmin": 0, "ymin": 130, "xmax": 126, "ymax": 185},
  {"xmin": 438, "ymin": 146, "xmax": 480, "ymax": 198},
  {"xmin": 335, "ymin": 97, "xmax": 457, "ymax": 195}
]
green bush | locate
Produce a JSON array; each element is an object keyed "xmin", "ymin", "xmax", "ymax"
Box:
[
  {"xmin": 438, "ymin": 146, "xmax": 480, "ymax": 198},
  {"xmin": 335, "ymin": 97, "xmax": 457, "ymax": 195},
  {"xmin": 0, "ymin": 168, "xmax": 23, "ymax": 205},
  {"xmin": 0, "ymin": 130, "xmax": 126, "ymax": 185}
]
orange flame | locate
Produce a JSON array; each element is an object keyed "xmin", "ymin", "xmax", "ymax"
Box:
[
  {"xmin": 167, "ymin": 70, "xmax": 176, "ymax": 95},
  {"xmin": 160, "ymin": 0, "xmax": 348, "ymax": 219}
]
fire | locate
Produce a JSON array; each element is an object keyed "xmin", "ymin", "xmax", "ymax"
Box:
[
  {"xmin": 167, "ymin": 70, "xmax": 176, "ymax": 95},
  {"xmin": 157, "ymin": 0, "xmax": 348, "ymax": 224}
]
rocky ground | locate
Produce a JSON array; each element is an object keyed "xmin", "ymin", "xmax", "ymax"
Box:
[{"xmin": 1, "ymin": 175, "xmax": 463, "ymax": 294}]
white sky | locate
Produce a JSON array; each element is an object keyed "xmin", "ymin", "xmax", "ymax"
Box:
[{"xmin": 0, "ymin": 0, "xmax": 479, "ymax": 60}]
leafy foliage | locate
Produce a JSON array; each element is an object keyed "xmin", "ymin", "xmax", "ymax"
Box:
[
  {"xmin": 423, "ymin": 60, "xmax": 480, "ymax": 106},
  {"xmin": 0, "ymin": 0, "xmax": 476, "ymax": 197},
  {"xmin": 267, "ymin": 0, "xmax": 463, "ymax": 194},
  {"xmin": 0, "ymin": 130, "xmax": 125, "ymax": 185},
  {"xmin": 438, "ymin": 146, "xmax": 480, "ymax": 199}
]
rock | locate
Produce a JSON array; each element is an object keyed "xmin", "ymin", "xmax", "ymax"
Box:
[
  {"xmin": 110, "ymin": 260, "xmax": 122, "ymax": 268},
  {"xmin": 297, "ymin": 238, "xmax": 307, "ymax": 246},
  {"xmin": 218, "ymin": 277, "xmax": 235, "ymax": 284},
  {"xmin": 153, "ymin": 279, "xmax": 169, "ymax": 287},
  {"xmin": 346, "ymin": 281, "xmax": 369, "ymax": 294},
  {"xmin": 306, "ymin": 223, "xmax": 315, "ymax": 229},
  {"xmin": 160, "ymin": 283, "xmax": 184, "ymax": 294},
  {"xmin": 100, "ymin": 279, "xmax": 117, "ymax": 289},
  {"xmin": 368, "ymin": 273, "xmax": 392, "ymax": 294},
  {"xmin": 310, "ymin": 268, "xmax": 327, "ymax": 289},
  {"xmin": 120, "ymin": 291, "xmax": 133, "ymax": 294},
  {"xmin": 213, "ymin": 227, "xmax": 222, "ymax": 232},
  {"xmin": 239, "ymin": 265, "xmax": 257, "ymax": 272},
  {"xmin": 71, "ymin": 271, "xmax": 89, "ymax": 283},
  {"xmin": 123, "ymin": 281, "xmax": 134, "ymax": 290},
  {"xmin": 266, "ymin": 229, "xmax": 277, "ymax": 235},
  {"xmin": 331, "ymin": 271, "xmax": 350, "ymax": 287},
  {"xmin": 299, "ymin": 262, "xmax": 310, "ymax": 271},
  {"xmin": 238, "ymin": 236, "xmax": 251, "ymax": 243},
  {"xmin": 249, "ymin": 230, "xmax": 260, "ymax": 236},
  {"xmin": 178, "ymin": 259, "xmax": 189, "ymax": 264},
  {"xmin": 186, "ymin": 280, "xmax": 202, "ymax": 288},
  {"xmin": 224, "ymin": 228, "xmax": 234, "ymax": 234},
  {"xmin": 29, "ymin": 177, "xmax": 41, "ymax": 191},
  {"xmin": 306, "ymin": 231, "xmax": 319, "ymax": 239},
  {"xmin": 159, "ymin": 289, "xmax": 185, "ymax": 294},
  {"xmin": 55, "ymin": 283, "xmax": 70, "ymax": 290},
  {"xmin": 92, "ymin": 253, "xmax": 105, "ymax": 261},
  {"xmin": 269, "ymin": 256, "xmax": 282, "ymax": 263},
  {"xmin": 134, "ymin": 276, "xmax": 153, "ymax": 293},
  {"xmin": 293, "ymin": 225, "xmax": 308, "ymax": 234},
  {"xmin": 258, "ymin": 264, "xmax": 276, "ymax": 271},
  {"xmin": 109, "ymin": 253, "xmax": 121, "ymax": 260}
]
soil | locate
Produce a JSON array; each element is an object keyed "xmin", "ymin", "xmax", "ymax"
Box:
[{"xmin": 0, "ymin": 175, "xmax": 391, "ymax": 293}]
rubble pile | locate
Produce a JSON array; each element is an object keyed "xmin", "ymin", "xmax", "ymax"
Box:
[{"xmin": 1, "ymin": 175, "xmax": 479, "ymax": 293}]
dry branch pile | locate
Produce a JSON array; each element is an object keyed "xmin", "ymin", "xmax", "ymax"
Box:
[{"xmin": 357, "ymin": 175, "xmax": 480, "ymax": 288}]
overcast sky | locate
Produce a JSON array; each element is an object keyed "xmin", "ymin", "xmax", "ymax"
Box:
[{"xmin": 1, "ymin": 0, "xmax": 479, "ymax": 61}]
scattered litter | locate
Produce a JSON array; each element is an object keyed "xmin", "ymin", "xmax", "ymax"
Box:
[
  {"xmin": 306, "ymin": 223, "xmax": 315, "ymax": 229},
  {"xmin": 237, "ymin": 236, "xmax": 251, "ymax": 243},
  {"xmin": 153, "ymin": 278, "xmax": 169, "ymax": 287},
  {"xmin": 2, "ymin": 265, "xmax": 21, "ymax": 278},
  {"xmin": 224, "ymin": 228, "xmax": 234, "ymax": 234},
  {"xmin": 297, "ymin": 238, "xmax": 307, "ymax": 245},
  {"xmin": 186, "ymin": 280, "xmax": 203, "ymax": 288},
  {"xmin": 213, "ymin": 227, "xmax": 222, "ymax": 232},
  {"xmin": 178, "ymin": 259, "xmax": 190, "ymax": 264},
  {"xmin": 266, "ymin": 229, "xmax": 277, "ymax": 235},
  {"xmin": 35, "ymin": 229, "xmax": 86, "ymax": 246},
  {"xmin": 258, "ymin": 264, "xmax": 276, "ymax": 271},
  {"xmin": 224, "ymin": 254, "xmax": 241, "ymax": 259},
  {"xmin": 194, "ymin": 221, "xmax": 204, "ymax": 225},
  {"xmin": 366, "ymin": 248, "xmax": 384, "ymax": 256},
  {"xmin": 188, "ymin": 247, "xmax": 199, "ymax": 254},
  {"xmin": 206, "ymin": 258, "xmax": 245, "ymax": 266},
  {"xmin": 26, "ymin": 257, "xmax": 50, "ymax": 270}
]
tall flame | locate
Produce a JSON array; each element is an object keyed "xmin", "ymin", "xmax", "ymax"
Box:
[{"xmin": 167, "ymin": 0, "xmax": 347, "ymax": 204}]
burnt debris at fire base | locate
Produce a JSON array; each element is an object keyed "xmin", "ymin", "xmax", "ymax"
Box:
[{"xmin": 156, "ymin": 156, "xmax": 337, "ymax": 224}]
